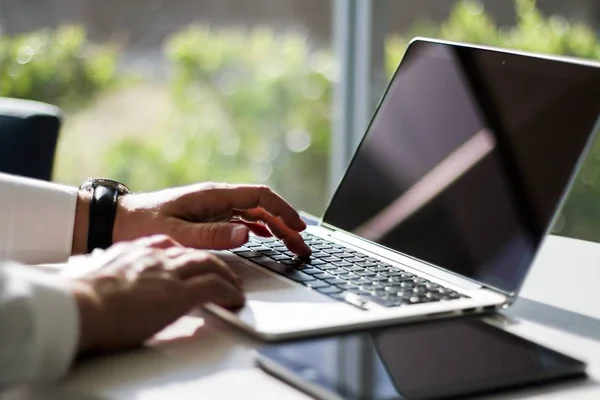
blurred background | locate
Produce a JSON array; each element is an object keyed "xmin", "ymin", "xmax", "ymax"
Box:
[{"xmin": 2, "ymin": 0, "xmax": 600, "ymax": 241}]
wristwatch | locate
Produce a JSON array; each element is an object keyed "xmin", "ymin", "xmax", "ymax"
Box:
[{"xmin": 79, "ymin": 178, "xmax": 131, "ymax": 253}]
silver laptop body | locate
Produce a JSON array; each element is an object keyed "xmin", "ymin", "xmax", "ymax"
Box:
[{"xmin": 205, "ymin": 38, "xmax": 600, "ymax": 340}]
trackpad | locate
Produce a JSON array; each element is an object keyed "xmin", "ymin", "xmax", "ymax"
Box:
[{"xmin": 228, "ymin": 261, "xmax": 297, "ymax": 292}]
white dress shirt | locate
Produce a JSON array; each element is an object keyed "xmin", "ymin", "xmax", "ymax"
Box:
[{"xmin": 0, "ymin": 172, "xmax": 79, "ymax": 389}]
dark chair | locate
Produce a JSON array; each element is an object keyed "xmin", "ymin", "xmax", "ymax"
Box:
[{"xmin": 0, "ymin": 97, "xmax": 63, "ymax": 181}]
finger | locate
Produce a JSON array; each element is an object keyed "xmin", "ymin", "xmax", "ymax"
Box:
[
  {"xmin": 168, "ymin": 250, "xmax": 243, "ymax": 288},
  {"xmin": 238, "ymin": 209, "xmax": 311, "ymax": 257},
  {"xmin": 202, "ymin": 184, "xmax": 306, "ymax": 232},
  {"xmin": 233, "ymin": 220, "xmax": 272, "ymax": 237},
  {"xmin": 185, "ymin": 274, "xmax": 245, "ymax": 309},
  {"xmin": 175, "ymin": 222, "xmax": 249, "ymax": 250},
  {"xmin": 133, "ymin": 234, "xmax": 183, "ymax": 250}
]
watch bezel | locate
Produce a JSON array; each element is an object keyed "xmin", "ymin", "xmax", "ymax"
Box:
[{"xmin": 80, "ymin": 178, "xmax": 131, "ymax": 194}]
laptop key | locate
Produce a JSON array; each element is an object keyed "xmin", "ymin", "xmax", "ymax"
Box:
[
  {"xmin": 234, "ymin": 250, "xmax": 263, "ymax": 258},
  {"xmin": 338, "ymin": 272, "xmax": 359, "ymax": 280},
  {"xmin": 271, "ymin": 254, "xmax": 290, "ymax": 261},
  {"xmin": 361, "ymin": 283, "xmax": 383, "ymax": 291},
  {"xmin": 337, "ymin": 253, "xmax": 356, "ymax": 259},
  {"xmin": 245, "ymin": 245, "xmax": 272, "ymax": 252},
  {"xmin": 355, "ymin": 270, "xmax": 377, "ymax": 277},
  {"xmin": 305, "ymin": 281, "xmax": 330, "ymax": 289},
  {"xmin": 282, "ymin": 259, "xmax": 304, "ymax": 266},
  {"xmin": 371, "ymin": 275, "xmax": 390, "ymax": 282},
  {"xmin": 346, "ymin": 257, "xmax": 365, "ymax": 263},
  {"xmin": 322, "ymin": 256, "xmax": 342, "ymax": 263},
  {"xmin": 285, "ymin": 271, "xmax": 316, "ymax": 283},
  {"xmin": 332, "ymin": 261, "xmax": 353, "ymax": 268},
  {"xmin": 250, "ymin": 236, "xmax": 277, "ymax": 243},
  {"xmin": 357, "ymin": 262, "xmax": 377, "ymax": 268},
  {"xmin": 337, "ymin": 282, "xmax": 359, "ymax": 290},
  {"xmin": 302, "ymin": 268, "xmax": 324, "ymax": 275},
  {"xmin": 251, "ymin": 257, "xmax": 316, "ymax": 282},
  {"xmin": 324, "ymin": 248, "xmax": 344, "ymax": 254},
  {"xmin": 328, "ymin": 268, "xmax": 349, "ymax": 275},
  {"xmin": 258, "ymin": 249, "xmax": 281, "ymax": 257},
  {"xmin": 316, "ymin": 264, "xmax": 338, "ymax": 271},
  {"xmin": 313, "ymin": 272, "xmax": 335, "ymax": 280},
  {"xmin": 318, "ymin": 287, "xmax": 343, "ymax": 295},
  {"xmin": 324, "ymin": 278, "xmax": 347, "ymax": 286}
]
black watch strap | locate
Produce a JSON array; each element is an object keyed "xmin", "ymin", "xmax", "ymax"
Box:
[{"xmin": 87, "ymin": 184, "xmax": 119, "ymax": 253}]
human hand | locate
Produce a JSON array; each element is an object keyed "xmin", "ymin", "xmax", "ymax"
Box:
[
  {"xmin": 70, "ymin": 235, "xmax": 244, "ymax": 353},
  {"xmin": 112, "ymin": 183, "xmax": 311, "ymax": 257}
]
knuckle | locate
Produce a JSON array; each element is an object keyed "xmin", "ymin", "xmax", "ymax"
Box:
[
  {"xmin": 199, "ymin": 182, "xmax": 221, "ymax": 191},
  {"xmin": 255, "ymin": 184, "xmax": 272, "ymax": 194},
  {"xmin": 150, "ymin": 234, "xmax": 175, "ymax": 245},
  {"xmin": 204, "ymin": 273, "xmax": 226, "ymax": 286}
]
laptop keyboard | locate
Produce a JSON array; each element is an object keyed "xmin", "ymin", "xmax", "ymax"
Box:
[{"xmin": 230, "ymin": 232, "xmax": 468, "ymax": 309}]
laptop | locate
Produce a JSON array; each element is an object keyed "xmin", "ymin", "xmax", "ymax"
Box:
[{"xmin": 206, "ymin": 38, "xmax": 600, "ymax": 340}]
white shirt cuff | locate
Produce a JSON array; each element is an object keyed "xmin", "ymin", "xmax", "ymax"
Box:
[
  {"xmin": 0, "ymin": 173, "xmax": 78, "ymax": 264},
  {"xmin": 12, "ymin": 264, "xmax": 79, "ymax": 383}
]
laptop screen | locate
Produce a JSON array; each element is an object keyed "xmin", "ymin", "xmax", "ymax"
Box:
[{"xmin": 323, "ymin": 40, "xmax": 600, "ymax": 294}]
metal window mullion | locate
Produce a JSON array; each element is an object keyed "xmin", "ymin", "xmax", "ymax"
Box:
[{"xmin": 331, "ymin": 0, "xmax": 389, "ymax": 194}]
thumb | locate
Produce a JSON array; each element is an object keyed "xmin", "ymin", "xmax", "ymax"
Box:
[{"xmin": 189, "ymin": 223, "xmax": 249, "ymax": 250}]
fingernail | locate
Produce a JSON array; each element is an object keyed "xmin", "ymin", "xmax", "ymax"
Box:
[
  {"xmin": 231, "ymin": 225, "xmax": 248, "ymax": 245},
  {"xmin": 294, "ymin": 219, "xmax": 307, "ymax": 231}
]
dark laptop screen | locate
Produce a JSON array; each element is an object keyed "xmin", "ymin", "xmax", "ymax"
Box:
[{"xmin": 323, "ymin": 40, "xmax": 600, "ymax": 293}]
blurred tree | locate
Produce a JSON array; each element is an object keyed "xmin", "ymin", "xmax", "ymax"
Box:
[
  {"xmin": 105, "ymin": 27, "xmax": 334, "ymax": 215},
  {"xmin": 101, "ymin": 0, "xmax": 600, "ymax": 239},
  {"xmin": 0, "ymin": 25, "xmax": 119, "ymax": 109}
]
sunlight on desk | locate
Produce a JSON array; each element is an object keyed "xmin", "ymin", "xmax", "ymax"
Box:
[{"xmin": 150, "ymin": 316, "xmax": 206, "ymax": 344}]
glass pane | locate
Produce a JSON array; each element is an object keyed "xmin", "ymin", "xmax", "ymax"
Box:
[
  {"xmin": 385, "ymin": 0, "xmax": 600, "ymax": 242},
  {"xmin": 1, "ymin": 0, "xmax": 335, "ymax": 217}
]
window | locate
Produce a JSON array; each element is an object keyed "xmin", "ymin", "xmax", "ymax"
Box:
[
  {"xmin": 0, "ymin": 0, "xmax": 335, "ymax": 216},
  {"xmin": 4, "ymin": 0, "xmax": 600, "ymax": 240}
]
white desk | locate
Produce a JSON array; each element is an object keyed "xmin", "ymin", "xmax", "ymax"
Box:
[{"xmin": 4, "ymin": 235, "xmax": 600, "ymax": 400}]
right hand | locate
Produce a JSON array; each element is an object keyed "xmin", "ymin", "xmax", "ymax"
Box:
[{"xmin": 69, "ymin": 235, "xmax": 244, "ymax": 353}]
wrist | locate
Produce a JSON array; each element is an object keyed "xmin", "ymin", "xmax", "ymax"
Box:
[
  {"xmin": 112, "ymin": 194, "xmax": 132, "ymax": 244},
  {"xmin": 72, "ymin": 190, "xmax": 91, "ymax": 255}
]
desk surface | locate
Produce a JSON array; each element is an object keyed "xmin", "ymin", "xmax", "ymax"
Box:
[{"xmin": 5, "ymin": 234, "xmax": 600, "ymax": 400}]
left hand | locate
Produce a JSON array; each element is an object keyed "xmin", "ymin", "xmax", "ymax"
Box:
[{"xmin": 112, "ymin": 182, "xmax": 311, "ymax": 256}]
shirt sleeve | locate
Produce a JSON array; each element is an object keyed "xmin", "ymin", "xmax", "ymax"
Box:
[
  {"xmin": 0, "ymin": 173, "xmax": 78, "ymax": 264},
  {"xmin": 0, "ymin": 261, "xmax": 79, "ymax": 389}
]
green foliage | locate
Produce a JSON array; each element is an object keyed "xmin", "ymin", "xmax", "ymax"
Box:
[
  {"xmin": 0, "ymin": 25, "xmax": 119, "ymax": 109},
  {"xmin": 104, "ymin": 0, "xmax": 600, "ymax": 237},
  {"xmin": 105, "ymin": 27, "xmax": 334, "ymax": 214},
  {"xmin": 386, "ymin": 0, "xmax": 600, "ymax": 73}
]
